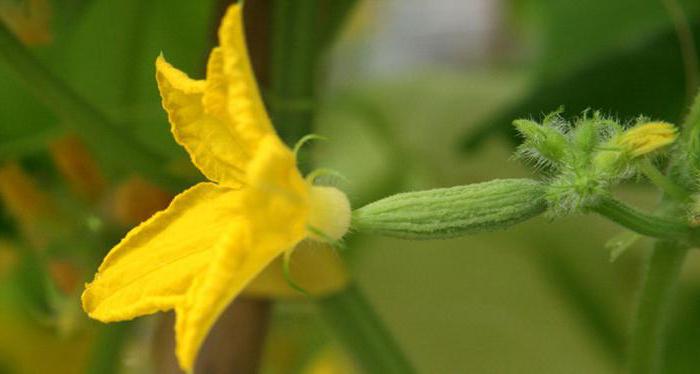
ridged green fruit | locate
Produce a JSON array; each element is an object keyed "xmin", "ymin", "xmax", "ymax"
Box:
[{"xmin": 352, "ymin": 179, "xmax": 546, "ymax": 239}]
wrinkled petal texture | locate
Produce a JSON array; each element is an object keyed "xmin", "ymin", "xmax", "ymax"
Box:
[
  {"xmin": 155, "ymin": 3, "xmax": 273, "ymax": 188},
  {"xmin": 90, "ymin": 3, "xmax": 318, "ymax": 371},
  {"xmin": 81, "ymin": 183, "xmax": 240, "ymax": 321},
  {"xmin": 174, "ymin": 137, "xmax": 310, "ymax": 370}
]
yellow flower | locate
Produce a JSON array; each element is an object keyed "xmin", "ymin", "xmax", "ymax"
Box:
[
  {"xmin": 81, "ymin": 4, "xmax": 351, "ymax": 372},
  {"xmin": 617, "ymin": 121, "xmax": 677, "ymax": 158}
]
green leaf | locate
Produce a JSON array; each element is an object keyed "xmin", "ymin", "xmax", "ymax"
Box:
[
  {"xmin": 522, "ymin": 0, "xmax": 700, "ymax": 82},
  {"xmin": 460, "ymin": 23, "xmax": 699, "ymax": 152}
]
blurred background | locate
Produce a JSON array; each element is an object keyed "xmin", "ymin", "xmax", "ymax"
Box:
[{"xmin": 1, "ymin": 0, "xmax": 700, "ymax": 373}]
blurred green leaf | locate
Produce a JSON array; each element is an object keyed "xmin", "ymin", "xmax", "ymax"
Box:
[
  {"xmin": 520, "ymin": 0, "xmax": 699, "ymax": 81},
  {"xmin": 461, "ymin": 23, "xmax": 699, "ymax": 151}
]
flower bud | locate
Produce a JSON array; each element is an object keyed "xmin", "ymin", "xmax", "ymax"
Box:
[
  {"xmin": 617, "ymin": 122, "xmax": 677, "ymax": 158},
  {"xmin": 353, "ymin": 179, "xmax": 546, "ymax": 239},
  {"xmin": 513, "ymin": 119, "xmax": 568, "ymax": 166}
]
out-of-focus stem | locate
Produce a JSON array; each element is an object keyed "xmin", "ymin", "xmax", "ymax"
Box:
[
  {"xmin": 85, "ymin": 322, "xmax": 132, "ymax": 374},
  {"xmin": 626, "ymin": 240, "xmax": 687, "ymax": 374},
  {"xmin": 270, "ymin": 0, "xmax": 318, "ymax": 166},
  {"xmin": 318, "ymin": 283, "xmax": 416, "ymax": 374},
  {"xmin": 661, "ymin": 0, "xmax": 698, "ymax": 104}
]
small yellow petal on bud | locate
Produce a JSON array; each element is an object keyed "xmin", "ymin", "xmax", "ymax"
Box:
[
  {"xmin": 308, "ymin": 186, "xmax": 351, "ymax": 241},
  {"xmin": 617, "ymin": 122, "xmax": 677, "ymax": 158}
]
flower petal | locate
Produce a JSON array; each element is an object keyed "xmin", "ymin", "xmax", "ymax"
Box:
[
  {"xmin": 216, "ymin": 3, "xmax": 274, "ymax": 139},
  {"xmin": 243, "ymin": 135, "xmax": 309, "ymax": 234},
  {"xmin": 81, "ymin": 182, "xmax": 241, "ymax": 322},
  {"xmin": 173, "ymin": 137, "xmax": 311, "ymax": 370},
  {"xmin": 173, "ymin": 219, "xmax": 293, "ymax": 370},
  {"xmin": 156, "ymin": 55, "xmax": 246, "ymax": 187}
]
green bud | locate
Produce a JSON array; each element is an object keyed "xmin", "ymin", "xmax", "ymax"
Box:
[
  {"xmin": 572, "ymin": 119, "xmax": 600, "ymax": 157},
  {"xmin": 513, "ymin": 119, "xmax": 568, "ymax": 167},
  {"xmin": 352, "ymin": 179, "xmax": 546, "ymax": 239}
]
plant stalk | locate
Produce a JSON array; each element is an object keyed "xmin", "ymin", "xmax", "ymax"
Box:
[
  {"xmin": 270, "ymin": 0, "xmax": 318, "ymax": 167},
  {"xmin": 317, "ymin": 283, "xmax": 415, "ymax": 374},
  {"xmin": 85, "ymin": 322, "xmax": 132, "ymax": 374},
  {"xmin": 268, "ymin": 2, "xmax": 412, "ymax": 372},
  {"xmin": 592, "ymin": 197, "xmax": 689, "ymax": 240},
  {"xmin": 638, "ymin": 160, "xmax": 690, "ymax": 203},
  {"xmin": 626, "ymin": 240, "xmax": 688, "ymax": 374}
]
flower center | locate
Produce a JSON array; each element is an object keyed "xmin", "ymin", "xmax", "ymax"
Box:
[{"xmin": 308, "ymin": 186, "xmax": 351, "ymax": 241}]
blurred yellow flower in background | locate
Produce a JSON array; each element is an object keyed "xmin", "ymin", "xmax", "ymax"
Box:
[
  {"xmin": 49, "ymin": 134, "xmax": 106, "ymax": 203},
  {"xmin": 0, "ymin": 0, "xmax": 51, "ymax": 45},
  {"xmin": 0, "ymin": 162, "xmax": 56, "ymax": 247},
  {"xmin": 81, "ymin": 4, "xmax": 351, "ymax": 372}
]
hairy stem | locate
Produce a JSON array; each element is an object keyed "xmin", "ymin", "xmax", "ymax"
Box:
[{"xmin": 626, "ymin": 240, "xmax": 687, "ymax": 374}]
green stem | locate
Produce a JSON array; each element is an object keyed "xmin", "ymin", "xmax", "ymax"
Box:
[
  {"xmin": 0, "ymin": 22, "xmax": 184, "ymax": 190},
  {"xmin": 270, "ymin": 0, "xmax": 318, "ymax": 169},
  {"xmin": 661, "ymin": 0, "xmax": 699, "ymax": 104},
  {"xmin": 267, "ymin": 3, "xmax": 411, "ymax": 371},
  {"xmin": 626, "ymin": 241, "xmax": 687, "ymax": 374},
  {"xmin": 592, "ymin": 197, "xmax": 689, "ymax": 240},
  {"xmin": 317, "ymin": 283, "xmax": 416, "ymax": 374},
  {"xmin": 85, "ymin": 322, "xmax": 132, "ymax": 374},
  {"xmin": 638, "ymin": 159, "xmax": 690, "ymax": 202},
  {"xmin": 120, "ymin": 0, "xmax": 153, "ymax": 114}
]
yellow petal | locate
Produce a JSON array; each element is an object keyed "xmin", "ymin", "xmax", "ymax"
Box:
[
  {"xmin": 174, "ymin": 136, "xmax": 310, "ymax": 370},
  {"xmin": 243, "ymin": 135, "xmax": 309, "ymax": 233},
  {"xmin": 172, "ymin": 220, "xmax": 275, "ymax": 370},
  {"xmin": 618, "ymin": 121, "xmax": 677, "ymax": 157},
  {"xmin": 244, "ymin": 241, "xmax": 350, "ymax": 299},
  {"xmin": 81, "ymin": 182, "xmax": 241, "ymax": 322},
  {"xmin": 217, "ymin": 3, "xmax": 274, "ymax": 138},
  {"xmin": 156, "ymin": 55, "xmax": 247, "ymax": 187}
]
